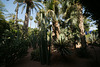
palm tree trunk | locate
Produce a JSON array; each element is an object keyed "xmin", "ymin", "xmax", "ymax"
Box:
[
  {"xmin": 52, "ymin": 20, "xmax": 60, "ymax": 40},
  {"xmin": 77, "ymin": 3, "xmax": 86, "ymax": 48},
  {"xmin": 15, "ymin": 3, "xmax": 19, "ymax": 25},
  {"xmin": 23, "ymin": 4, "xmax": 30, "ymax": 36},
  {"xmin": 52, "ymin": 0, "xmax": 60, "ymax": 41}
]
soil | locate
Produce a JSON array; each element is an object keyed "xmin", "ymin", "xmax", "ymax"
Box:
[{"xmin": 3, "ymin": 46, "xmax": 100, "ymax": 67}]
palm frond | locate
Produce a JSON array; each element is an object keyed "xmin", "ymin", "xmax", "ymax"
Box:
[
  {"xmin": 54, "ymin": 0, "xmax": 60, "ymax": 5},
  {"xmin": 36, "ymin": 3, "xmax": 44, "ymax": 9},
  {"xmin": 15, "ymin": 0, "xmax": 25, "ymax": 3},
  {"xmin": 13, "ymin": 0, "xmax": 17, "ymax": 4},
  {"xmin": 63, "ymin": 6, "xmax": 71, "ymax": 19},
  {"xmin": 15, "ymin": 3, "xmax": 24, "ymax": 12},
  {"xmin": 30, "ymin": 16, "xmax": 33, "ymax": 20},
  {"xmin": 31, "ymin": 8, "xmax": 34, "ymax": 14},
  {"xmin": 21, "ymin": 5, "xmax": 26, "ymax": 14},
  {"xmin": 6, "ymin": 13, "xmax": 15, "ymax": 19},
  {"xmin": 34, "ymin": 7, "xmax": 38, "ymax": 12},
  {"xmin": 34, "ymin": 3, "xmax": 41, "ymax": 10},
  {"xmin": 33, "ymin": 0, "xmax": 42, "ymax": 2},
  {"xmin": 65, "ymin": 17, "xmax": 72, "ymax": 23},
  {"xmin": 46, "ymin": 0, "xmax": 53, "ymax": 10}
]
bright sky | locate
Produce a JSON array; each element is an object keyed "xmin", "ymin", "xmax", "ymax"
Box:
[
  {"xmin": 1, "ymin": 0, "xmax": 37, "ymax": 28},
  {"xmin": 1, "ymin": 0, "xmax": 98, "ymax": 31},
  {"xmin": 89, "ymin": 21, "xmax": 97, "ymax": 31}
]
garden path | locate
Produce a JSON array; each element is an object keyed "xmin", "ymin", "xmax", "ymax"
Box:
[{"xmin": 10, "ymin": 46, "xmax": 100, "ymax": 67}]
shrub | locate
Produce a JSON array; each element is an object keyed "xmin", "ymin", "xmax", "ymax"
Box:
[
  {"xmin": 53, "ymin": 38, "xmax": 72, "ymax": 56},
  {"xmin": 31, "ymin": 48, "xmax": 40, "ymax": 61},
  {"xmin": 0, "ymin": 27, "xmax": 28, "ymax": 66}
]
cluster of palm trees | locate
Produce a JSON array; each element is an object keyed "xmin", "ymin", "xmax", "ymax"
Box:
[
  {"xmin": 11, "ymin": 0, "xmax": 89, "ymax": 48},
  {"xmin": 4, "ymin": 0, "xmax": 96, "ymax": 65},
  {"xmin": 35, "ymin": 0, "xmax": 88, "ymax": 48}
]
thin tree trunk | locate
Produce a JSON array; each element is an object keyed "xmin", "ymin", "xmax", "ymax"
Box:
[{"xmin": 77, "ymin": 3, "xmax": 86, "ymax": 48}]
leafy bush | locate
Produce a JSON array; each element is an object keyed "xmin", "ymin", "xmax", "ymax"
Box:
[
  {"xmin": 53, "ymin": 37, "xmax": 72, "ymax": 56},
  {"xmin": 29, "ymin": 28, "xmax": 39, "ymax": 49},
  {"xmin": 0, "ymin": 31, "xmax": 28, "ymax": 66},
  {"xmin": 31, "ymin": 49, "xmax": 40, "ymax": 61},
  {"xmin": 0, "ymin": 21, "xmax": 29, "ymax": 66}
]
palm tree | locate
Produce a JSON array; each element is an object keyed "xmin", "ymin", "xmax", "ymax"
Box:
[
  {"xmin": 60, "ymin": 0, "xmax": 87, "ymax": 48},
  {"xmin": 13, "ymin": 1, "xmax": 20, "ymax": 30},
  {"xmin": 15, "ymin": 0, "xmax": 43, "ymax": 36},
  {"xmin": 13, "ymin": 1, "xmax": 19, "ymax": 25},
  {"xmin": 45, "ymin": 0, "xmax": 60, "ymax": 41},
  {"xmin": 15, "ymin": 3, "xmax": 19, "ymax": 25}
]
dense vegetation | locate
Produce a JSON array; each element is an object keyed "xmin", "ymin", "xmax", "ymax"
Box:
[{"xmin": 0, "ymin": 0, "xmax": 100, "ymax": 67}]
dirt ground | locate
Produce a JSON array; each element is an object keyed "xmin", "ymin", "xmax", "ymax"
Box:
[{"xmin": 5, "ymin": 46, "xmax": 100, "ymax": 67}]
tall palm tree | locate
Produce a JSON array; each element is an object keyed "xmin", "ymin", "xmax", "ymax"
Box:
[
  {"xmin": 61, "ymin": 0, "xmax": 87, "ymax": 48},
  {"xmin": 45, "ymin": 0, "xmax": 60, "ymax": 41},
  {"xmin": 15, "ymin": 0, "xmax": 43, "ymax": 36}
]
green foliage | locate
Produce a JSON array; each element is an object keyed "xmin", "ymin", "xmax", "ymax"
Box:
[
  {"xmin": 30, "ymin": 16, "xmax": 33, "ymax": 20},
  {"xmin": 31, "ymin": 48, "xmax": 40, "ymax": 61},
  {"xmin": 59, "ymin": 28, "xmax": 80, "ymax": 47},
  {"xmin": 30, "ymin": 28, "xmax": 39, "ymax": 49},
  {"xmin": 0, "ymin": 11, "xmax": 5, "ymax": 20},
  {"xmin": 54, "ymin": 37, "xmax": 72, "ymax": 56},
  {"xmin": 0, "ymin": 20, "xmax": 29, "ymax": 66},
  {"xmin": 1, "ymin": 0, "xmax": 99, "ymax": 66},
  {"xmin": 86, "ymin": 30, "xmax": 99, "ymax": 44},
  {"xmin": 84, "ymin": 17, "xmax": 90, "ymax": 32},
  {"xmin": 85, "ymin": 34, "xmax": 91, "ymax": 43},
  {"xmin": 0, "ymin": 20, "xmax": 10, "ymax": 36},
  {"xmin": 46, "ymin": 0, "xmax": 53, "ymax": 10}
]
